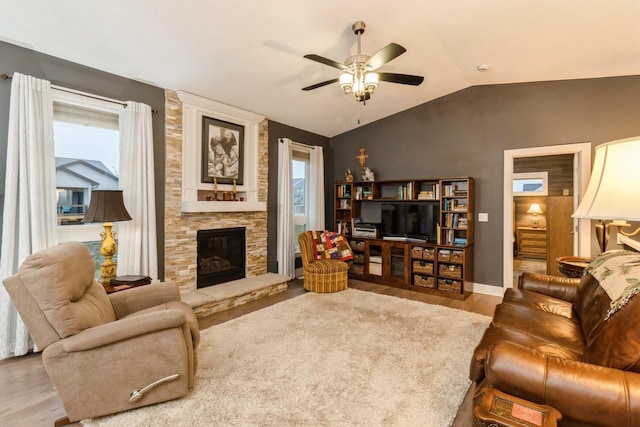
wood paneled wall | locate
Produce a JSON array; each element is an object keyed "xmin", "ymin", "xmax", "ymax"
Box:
[{"xmin": 514, "ymin": 154, "xmax": 574, "ymax": 197}]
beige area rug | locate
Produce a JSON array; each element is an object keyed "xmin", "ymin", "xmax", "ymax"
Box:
[{"xmin": 83, "ymin": 289, "xmax": 490, "ymax": 427}]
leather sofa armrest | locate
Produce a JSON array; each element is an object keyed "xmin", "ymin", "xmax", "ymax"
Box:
[
  {"xmin": 517, "ymin": 271, "xmax": 580, "ymax": 303},
  {"xmin": 109, "ymin": 281, "xmax": 181, "ymax": 318},
  {"xmin": 485, "ymin": 341, "xmax": 640, "ymax": 427},
  {"xmin": 60, "ymin": 309, "xmax": 189, "ymax": 353}
]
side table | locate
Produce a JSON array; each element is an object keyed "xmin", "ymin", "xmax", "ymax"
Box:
[
  {"xmin": 474, "ymin": 386, "xmax": 561, "ymax": 427},
  {"xmin": 556, "ymin": 256, "xmax": 593, "ymax": 278},
  {"xmin": 104, "ymin": 275, "xmax": 152, "ymax": 294}
]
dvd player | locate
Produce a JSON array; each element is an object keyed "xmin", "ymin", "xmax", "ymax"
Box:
[{"xmin": 352, "ymin": 222, "xmax": 379, "ymax": 238}]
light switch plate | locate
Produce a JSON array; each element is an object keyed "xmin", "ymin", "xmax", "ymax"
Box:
[{"xmin": 478, "ymin": 213, "xmax": 489, "ymax": 222}]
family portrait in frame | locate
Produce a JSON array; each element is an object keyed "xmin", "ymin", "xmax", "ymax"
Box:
[{"xmin": 201, "ymin": 116, "xmax": 244, "ymax": 185}]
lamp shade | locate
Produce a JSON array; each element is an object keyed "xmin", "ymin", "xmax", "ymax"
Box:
[
  {"xmin": 527, "ymin": 203, "xmax": 543, "ymax": 214},
  {"xmin": 573, "ymin": 137, "xmax": 640, "ymax": 221},
  {"xmin": 83, "ymin": 190, "xmax": 132, "ymax": 223}
]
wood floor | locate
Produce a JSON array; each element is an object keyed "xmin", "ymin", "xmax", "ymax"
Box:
[{"xmin": 0, "ymin": 279, "xmax": 501, "ymax": 427}]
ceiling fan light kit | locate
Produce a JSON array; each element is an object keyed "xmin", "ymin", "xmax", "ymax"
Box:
[{"xmin": 302, "ymin": 21, "xmax": 424, "ymax": 104}]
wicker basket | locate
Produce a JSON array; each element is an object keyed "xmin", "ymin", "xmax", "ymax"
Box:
[
  {"xmin": 438, "ymin": 278, "xmax": 463, "ymax": 294},
  {"xmin": 452, "ymin": 250, "xmax": 464, "ymax": 262},
  {"xmin": 350, "ymin": 240, "xmax": 365, "ymax": 251},
  {"xmin": 413, "ymin": 260, "xmax": 434, "ymax": 274},
  {"xmin": 423, "ymin": 248, "xmax": 435, "ymax": 260},
  {"xmin": 438, "ymin": 264, "xmax": 462, "ymax": 279},
  {"xmin": 438, "ymin": 249, "xmax": 451, "ymax": 262},
  {"xmin": 414, "ymin": 275, "xmax": 435, "ymax": 288},
  {"xmin": 411, "ymin": 247, "xmax": 424, "ymax": 259},
  {"xmin": 350, "ymin": 264, "xmax": 364, "ymax": 276}
]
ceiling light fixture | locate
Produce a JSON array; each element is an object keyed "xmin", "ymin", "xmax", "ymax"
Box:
[
  {"xmin": 302, "ymin": 21, "xmax": 423, "ymax": 104},
  {"xmin": 339, "ymin": 22, "xmax": 379, "ymax": 102}
]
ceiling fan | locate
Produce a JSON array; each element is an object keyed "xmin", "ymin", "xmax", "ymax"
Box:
[{"xmin": 302, "ymin": 21, "xmax": 424, "ymax": 103}]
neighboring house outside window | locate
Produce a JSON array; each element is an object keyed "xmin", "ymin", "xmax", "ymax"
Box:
[{"xmin": 52, "ymin": 90, "xmax": 121, "ymax": 275}]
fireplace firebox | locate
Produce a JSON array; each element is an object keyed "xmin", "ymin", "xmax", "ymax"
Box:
[{"xmin": 197, "ymin": 227, "xmax": 246, "ymax": 288}]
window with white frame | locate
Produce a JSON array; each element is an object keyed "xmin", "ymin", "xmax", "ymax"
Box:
[
  {"xmin": 52, "ymin": 90, "xmax": 123, "ymax": 274},
  {"xmin": 513, "ymin": 172, "xmax": 548, "ymax": 196},
  {"xmin": 292, "ymin": 148, "xmax": 310, "ymax": 252}
]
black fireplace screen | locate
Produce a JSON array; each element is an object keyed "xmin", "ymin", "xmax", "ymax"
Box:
[{"xmin": 197, "ymin": 227, "xmax": 246, "ymax": 288}]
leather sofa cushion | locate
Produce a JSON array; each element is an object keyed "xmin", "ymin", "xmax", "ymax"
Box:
[
  {"xmin": 574, "ymin": 273, "xmax": 613, "ymax": 344},
  {"xmin": 491, "ymin": 303, "xmax": 585, "ymax": 354},
  {"xmin": 502, "ymin": 288, "xmax": 577, "ymax": 321},
  {"xmin": 583, "ymin": 290, "xmax": 640, "ymax": 372},
  {"xmin": 17, "ymin": 242, "xmax": 116, "ymax": 338},
  {"xmin": 470, "ymin": 324, "xmax": 583, "ymax": 381}
]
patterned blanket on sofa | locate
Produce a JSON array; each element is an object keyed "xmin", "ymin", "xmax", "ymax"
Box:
[
  {"xmin": 308, "ymin": 231, "xmax": 354, "ymax": 262},
  {"xmin": 585, "ymin": 250, "xmax": 640, "ymax": 320}
]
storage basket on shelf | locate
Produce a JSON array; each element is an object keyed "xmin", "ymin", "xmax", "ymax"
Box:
[
  {"xmin": 413, "ymin": 260, "xmax": 434, "ymax": 274},
  {"xmin": 414, "ymin": 275, "xmax": 435, "ymax": 288},
  {"xmin": 438, "ymin": 249, "xmax": 451, "ymax": 262},
  {"xmin": 439, "ymin": 264, "xmax": 462, "ymax": 279},
  {"xmin": 438, "ymin": 278, "xmax": 462, "ymax": 294}
]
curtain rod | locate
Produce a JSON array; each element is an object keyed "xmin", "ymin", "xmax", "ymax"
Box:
[
  {"xmin": 279, "ymin": 138, "xmax": 318, "ymax": 150},
  {"xmin": 2, "ymin": 73, "xmax": 158, "ymax": 114}
]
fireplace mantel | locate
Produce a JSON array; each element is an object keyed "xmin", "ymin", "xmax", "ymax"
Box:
[{"xmin": 177, "ymin": 91, "xmax": 266, "ymax": 213}]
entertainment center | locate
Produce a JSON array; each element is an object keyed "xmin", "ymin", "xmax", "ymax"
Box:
[{"xmin": 334, "ymin": 177, "xmax": 474, "ymax": 300}]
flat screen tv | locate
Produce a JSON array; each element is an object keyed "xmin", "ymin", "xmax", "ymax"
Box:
[{"xmin": 380, "ymin": 202, "xmax": 440, "ymax": 242}]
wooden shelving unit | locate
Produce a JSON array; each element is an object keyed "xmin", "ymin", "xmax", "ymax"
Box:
[{"xmin": 336, "ymin": 177, "xmax": 474, "ymax": 299}]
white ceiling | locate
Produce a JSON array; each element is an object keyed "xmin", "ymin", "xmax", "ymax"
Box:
[{"xmin": 2, "ymin": 1, "xmax": 640, "ymax": 137}]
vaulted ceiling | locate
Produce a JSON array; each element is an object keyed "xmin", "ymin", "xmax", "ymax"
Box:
[{"xmin": 2, "ymin": 1, "xmax": 639, "ymax": 137}]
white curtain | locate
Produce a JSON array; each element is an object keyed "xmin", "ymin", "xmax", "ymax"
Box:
[
  {"xmin": 308, "ymin": 146, "xmax": 325, "ymax": 230},
  {"xmin": 277, "ymin": 138, "xmax": 295, "ymax": 278},
  {"xmin": 0, "ymin": 73, "xmax": 58, "ymax": 359},
  {"xmin": 117, "ymin": 101, "xmax": 158, "ymax": 279}
]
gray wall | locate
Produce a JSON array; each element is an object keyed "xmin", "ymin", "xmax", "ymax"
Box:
[
  {"xmin": 330, "ymin": 76, "xmax": 640, "ymax": 287},
  {"xmin": 0, "ymin": 41, "xmax": 167, "ymax": 278},
  {"xmin": 267, "ymin": 121, "xmax": 330, "ymax": 272}
]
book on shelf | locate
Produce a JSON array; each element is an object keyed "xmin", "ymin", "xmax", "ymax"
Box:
[
  {"xmin": 454, "ymin": 237, "xmax": 467, "ymax": 246},
  {"xmin": 336, "ymin": 184, "xmax": 351, "ymax": 198}
]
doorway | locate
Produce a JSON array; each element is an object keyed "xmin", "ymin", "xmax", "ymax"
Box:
[{"xmin": 503, "ymin": 143, "xmax": 592, "ymax": 289}]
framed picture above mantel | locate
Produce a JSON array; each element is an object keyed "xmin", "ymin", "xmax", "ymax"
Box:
[{"xmin": 201, "ymin": 116, "xmax": 244, "ymax": 185}]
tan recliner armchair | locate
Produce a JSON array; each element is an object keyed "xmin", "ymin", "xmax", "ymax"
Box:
[{"xmin": 2, "ymin": 241, "xmax": 200, "ymax": 423}]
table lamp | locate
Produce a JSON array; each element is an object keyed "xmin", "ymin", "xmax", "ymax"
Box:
[
  {"xmin": 572, "ymin": 137, "xmax": 640, "ymax": 252},
  {"xmin": 527, "ymin": 203, "xmax": 543, "ymax": 228},
  {"xmin": 83, "ymin": 190, "xmax": 132, "ymax": 284}
]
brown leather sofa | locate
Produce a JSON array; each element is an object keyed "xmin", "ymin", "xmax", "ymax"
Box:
[{"xmin": 470, "ymin": 251, "xmax": 640, "ymax": 427}]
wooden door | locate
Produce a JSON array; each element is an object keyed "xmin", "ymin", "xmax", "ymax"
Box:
[{"xmin": 546, "ymin": 196, "xmax": 574, "ymax": 275}]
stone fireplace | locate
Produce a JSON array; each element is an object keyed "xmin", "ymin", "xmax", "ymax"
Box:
[
  {"xmin": 197, "ymin": 227, "xmax": 246, "ymax": 288},
  {"xmin": 163, "ymin": 90, "xmax": 269, "ymax": 293}
]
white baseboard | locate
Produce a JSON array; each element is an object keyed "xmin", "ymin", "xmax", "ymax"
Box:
[{"xmin": 470, "ymin": 282, "xmax": 506, "ymax": 297}]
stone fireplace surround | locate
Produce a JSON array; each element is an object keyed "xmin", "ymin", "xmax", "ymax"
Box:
[{"xmin": 163, "ymin": 90, "xmax": 271, "ymax": 296}]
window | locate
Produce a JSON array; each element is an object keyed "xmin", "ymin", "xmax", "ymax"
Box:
[
  {"xmin": 292, "ymin": 149, "xmax": 310, "ymax": 252},
  {"xmin": 52, "ymin": 90, "xmax": 123, "ymax": 274},
  {"xmin": 513, "ymin": 172, "xmax": 548, "ymax": 196}
]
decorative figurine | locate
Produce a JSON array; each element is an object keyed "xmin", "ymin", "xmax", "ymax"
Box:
[
  {"xmin": 345, "ymin": 168, "xmax": 354, "ymax": 182},
  {"xmin": 362, "ymin": 166, "xmax": 375, "ymax": 182}
]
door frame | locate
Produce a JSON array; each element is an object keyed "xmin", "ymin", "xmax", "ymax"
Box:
[{"xmin": 503, "ymin": 142, "xmax": 592, "ymax": 289}]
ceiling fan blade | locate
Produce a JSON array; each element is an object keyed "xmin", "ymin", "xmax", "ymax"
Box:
[
  {"xmin": 365, "ymin": 43, "xmax": 406, "ymax": 70},
  {"xmin": 303, "ymin": 54, "xmax": 350, "ymax": 71},
  {"xmin": 377, "ymin": 73, "xmax": 424, "ymax": 86},
  {"xmin": 302, "ymin": 78, "xmax": 339, "ymax": 91}
]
